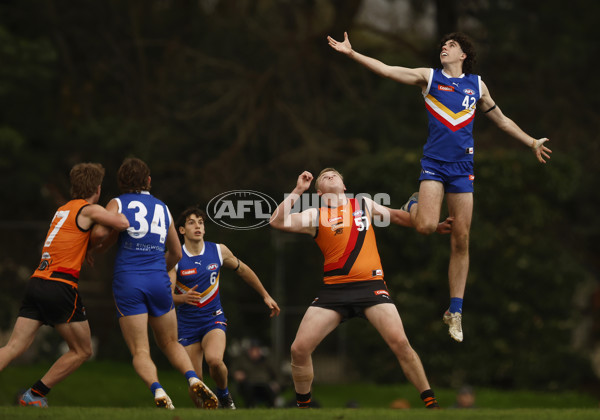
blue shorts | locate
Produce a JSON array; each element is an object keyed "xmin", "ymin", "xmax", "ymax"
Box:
[
  {"xmin": 177, "ymin": 309, "xmax": 227, "ymax": 347},
  {"xmin": 419, "ymin": 156, "xmax": 474, "ymax": 193},
  {"xmin": 113, "ymin": 272, "xmax": 174, "ymax": 318}
]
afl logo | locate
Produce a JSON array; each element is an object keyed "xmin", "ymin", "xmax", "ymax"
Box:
[
  {"xmin": 206, "ymin": 190, "xmax": 278, "ymax": 230},
  {"xmin": 207, "ymin": 263, "xmax": 219, "ymax": 271},
  {"xmin": 463, "ymin": 88, "xmax": 475, "ymax": 95}
]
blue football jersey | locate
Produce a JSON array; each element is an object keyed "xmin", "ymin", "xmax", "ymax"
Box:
[
  {"xmin": 113, "ymin": 191, "xmax": 172, "ymax": 274},
  {"xmin": 174, "ymin": 241, "xmax": 223, "ymax": 318},
  {"xmin": 422, "ymin": 68, "xmax": 482, "ymax": 162}
]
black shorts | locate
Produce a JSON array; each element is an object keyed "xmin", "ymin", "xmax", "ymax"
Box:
[
  {"xmin": 18, "ymin": 277, "xmax": 87, "ymax": 326},
  {"xmin": 310, "ymin": 280, "xmax": 394, "ymax": 321}
]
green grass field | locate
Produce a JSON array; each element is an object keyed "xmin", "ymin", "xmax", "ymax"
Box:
[
  {"xmin": 1, "ymin": 361, "xmax": 598, "ymax": 419},
  {"xmin": 1, "ymin": 407, "xmax": 600, "ymax": 420}
]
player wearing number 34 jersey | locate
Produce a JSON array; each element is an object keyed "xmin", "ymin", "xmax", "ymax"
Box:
[
  {"xmin": 112, "ymin": 190, "xmax": 174, "ymax": 317},
  {"xmin": 95, "ymin": 158, "xmax": 218, "ymax": 410}
]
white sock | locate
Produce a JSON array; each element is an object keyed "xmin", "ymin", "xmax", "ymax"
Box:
[{"xmin": 154, "ymin": 387, "xmax": 167, "ymax": 399}]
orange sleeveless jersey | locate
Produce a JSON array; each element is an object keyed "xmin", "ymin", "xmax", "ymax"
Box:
[
  {"xmin": 32, "ymin": 199, "xmax": 91, "ymax": 288},
  {"xmin": 314, "ymin": 197, "xmax": 384, "ymax": 285}
]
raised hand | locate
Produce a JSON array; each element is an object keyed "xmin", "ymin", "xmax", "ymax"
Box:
[
  {"xmin": 327, "ymin": 31, "xmax": 352, "ymax": 55},
  {"xmin": 296, "ymin": 171, "xmax": 314, "ymax": 193}
]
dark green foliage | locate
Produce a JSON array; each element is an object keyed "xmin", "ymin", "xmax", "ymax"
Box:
[{"xmin": 0, "ymin": 0, "xmax": 598, "ymax": 392}]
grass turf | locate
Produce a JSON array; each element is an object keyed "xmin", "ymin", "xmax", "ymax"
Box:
[{"xmin": 1, "ymin": 360, "xmax": 597, "ymax": 414}]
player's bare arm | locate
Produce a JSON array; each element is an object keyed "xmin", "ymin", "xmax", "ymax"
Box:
[
  {"xmin": 366, "ymin": 197, "xmax": 453, "ymax": 233},
  {"xmin": 79, "ymin": 203, "xmax": 129, "ymax": 231},
  {"xmin": 88, "ymin": 199, "xmax": 127, "ymax": 253},
  {"xmin": 220, "ymin": 244, "xmax": 281, "ymax": 318},
  {"xmin": 269, "ymin": 171, "xmax": 318, "ymax": 236},
  {"xmin": 164, "ymin": 220, "xmax": 182, "ymax": 272},
  {"xmin": 169, "ymin": 268, "xmax": 201, "ymax": 306},
  {"xmin": 327, "ymin": 31, "xmax": 429, "ymax": 87},
  {"xmin": 479, "ymin": 81, "xmax": 552, "ymax": 163}
]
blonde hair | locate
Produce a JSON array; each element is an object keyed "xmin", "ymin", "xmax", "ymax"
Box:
[{"xmin": 315, "ymin": 168, "xmax": 343, "ymax": 191}]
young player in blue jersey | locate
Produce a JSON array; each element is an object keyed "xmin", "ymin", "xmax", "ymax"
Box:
[
  {"xmin": 169, "ymin": 207, "xmax": 280, "ymax": 409},
  {"xmin": 93, "ymin": 158, "xmax": 218, "ymax": 409},
  {"xmin": 328, "ymin": 32, "xmax": 552, "ymax": 342}
]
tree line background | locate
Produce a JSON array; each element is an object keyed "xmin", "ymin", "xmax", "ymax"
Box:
[{"xmin": 1, "ymin": 0, "xmax": 599, "ymax": 396}]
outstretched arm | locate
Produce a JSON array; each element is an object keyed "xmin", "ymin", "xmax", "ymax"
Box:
[
  {"xmin": 366, "ymin": 198, "xmax": 453, "ymax": 233},
  {"xmin": 269, "ymin": 171, "xmax": 318, "ymax": 236},
  {"xmin": 221, "ymin": 244, "xmax": 280, "ymax": 318},
  {"xmin": 479, "ymin": 81, "xmax": 552, "ymax": 163},
  {"xmin": 327, "ymin": 31, "xmax": 430, "ymax": 88}
]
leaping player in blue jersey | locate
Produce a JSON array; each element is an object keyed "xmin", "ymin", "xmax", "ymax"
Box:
[
  {"xmin": 328, "ymin": 32, "xmax": 551, "ymax": 343},
  {"xmin": 93, "ymin": 158, "xmax": 218, "ymax": 410},
  {"xmin": 169, "ymin": 206, "xmax": 280, "ymax": 409}
]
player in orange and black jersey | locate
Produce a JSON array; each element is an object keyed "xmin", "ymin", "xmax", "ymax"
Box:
[
  {"xmin": 270, "ymin": 168, "xmax": 453, "ymax": 409},
  {"xmin": 0, "ymin": 163, "xmax": 129, "ymax": 408}
]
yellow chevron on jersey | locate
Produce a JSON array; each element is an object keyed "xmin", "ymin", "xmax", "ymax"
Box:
[
  {"xmin": 175, "ymin": 272, "xmax": 220, "ymax": 307},
  {"xmin": 424, "ymin": 94, "xmax": 475, "ymax": 130}
]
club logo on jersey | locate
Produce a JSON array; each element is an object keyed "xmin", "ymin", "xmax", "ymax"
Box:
[
  {"xmin": 374, "ymin": 289, "xmax": 390, "ymax": 298},
  {"xmin": 207, "ymin": 263, "xmax": 219, "ymax": 271},
  {"xmin": 37, "ymin": 252, "xmax": 52, "ymax": 271},
  {"xmin": 180, "ymin": 268, "xmax": 198, "ymax": 276},
  {"xmin": 207, "ymin": 190, "xmax": 278, "ymax": 230},
  {"xmin": 331, "ymin": 221, "xmax": 344, "ymax": 235},
  {"xmin": 438, "ymin": 85, "xmax": 454, "ymax": 92},
  {"xmin": 463, "ymin": 88, "xmax": 475, "ymax": 95}
]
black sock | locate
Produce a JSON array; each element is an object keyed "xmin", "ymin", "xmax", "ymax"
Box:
[
  {"xmin": 420, "ymin": 389, "xmax": 439, "ymax": 409},
  {"xmin": 296, "ymin": 391, "xmax": 311, "ymax": 408},
  {"xmin": 32, "ymin": 380, "xmax": 51, "ymax": 397}
]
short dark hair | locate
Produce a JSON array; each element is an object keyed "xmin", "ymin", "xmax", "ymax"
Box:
[
  {"xmin": 176, "ymin": 206, "xmax": 207, "ymax": 231},
  {"xmin": 70, "ymin": 163, "xmax": 105, "ymax": 199},
  {"xmin": 117, "ymin": 157, "xmax": 151, "ymax": 193},
  {"xmin": 440, "ymin": 32, "xmax": 476, "ymax": 74}
]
